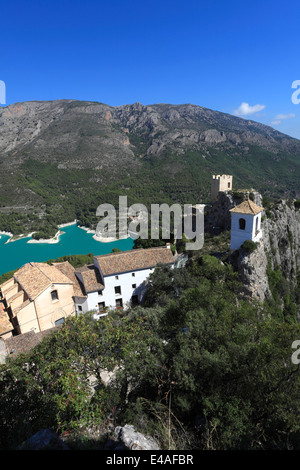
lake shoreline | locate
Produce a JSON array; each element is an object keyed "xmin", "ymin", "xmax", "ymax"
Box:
[
  {"xmin": 0, "ymin": 224, "xmax": 135, "ymax": 276},
  {"xmin": 78, "ymin": 225, "xmax": 130, "ymax": 244},
  {"xmin": 0, "ymin": 220, "xmax": 132, "ymax": 245},
  {"xmin": 27, "ymin": 230, "xmax": 64, "ymax": 244}
]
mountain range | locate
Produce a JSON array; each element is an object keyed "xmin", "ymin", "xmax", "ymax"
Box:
[{"xmin": 0, "ymin": 99, "xmax": 299, "ymax": 236}]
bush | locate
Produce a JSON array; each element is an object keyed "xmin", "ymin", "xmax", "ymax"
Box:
[
  {"xmin": 294, "ymin": 199, "xmax": 300, "ymax": 210},
  {"xmin": 241, "ymin": 239, "xmax": 258, "ymax": 253}
]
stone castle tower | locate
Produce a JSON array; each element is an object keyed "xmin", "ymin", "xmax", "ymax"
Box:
[{"xmin": 211, "ymin": 174, "xmax": 233, "ymax": 202}]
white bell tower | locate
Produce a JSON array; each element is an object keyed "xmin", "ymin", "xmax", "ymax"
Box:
[{"xmin": 229, "ymin": 199, "xmax": 264, "ymax": 251}]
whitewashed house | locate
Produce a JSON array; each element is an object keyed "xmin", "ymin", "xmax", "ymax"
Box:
[
  {"xmin": 73, "ymin": 245, "xmax": 175, "ymax": 316},
  {"xmin": 229, "ymin": 199, "xmax": 264, "ymax": 251}
]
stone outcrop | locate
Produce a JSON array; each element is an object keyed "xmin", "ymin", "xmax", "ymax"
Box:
[
  {"xmin": 205, "ymin": 191, "xmax": 236, "ymax": 234},
  {"xmin": 17, "ymin": 429, "xmax": 69, "ymax": 450},
  {"xmin": 16, "ymin": 424, "xmax": 161, "ymax": 450},
  {"xmin": 263, "ymin": 200, "xmax": 300, "ymax": 279},
  {"xmin": 114, "ymin": 424, "xmax": 160, "ymax": 451},
  {"xmin": 206, "ymin": 191, "xmax": 300, "ymax": 304},
  {"xmin": 232, "ymin": 240, "xmax": 271, "ymax": 302},
  {"xmin": 204, "ymin": 190, "xmax": 262, "ymax": 235},
  {"xmin": 232, "ymin": 199, "xmax": 300, "ymax": 303}
]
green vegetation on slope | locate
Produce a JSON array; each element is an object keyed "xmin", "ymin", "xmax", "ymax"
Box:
[
  {"xmin": 1, "ymin": 254, "xmax": 300, "ymax": 450},
  {"xmin": 1, "ymin": 133, "xmax": 300, "ymax": 238},
  {"xmin": 1, "ymin": 100, "xmax": 300, "ymax": 240}
]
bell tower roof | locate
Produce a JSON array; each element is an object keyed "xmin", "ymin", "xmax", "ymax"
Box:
[{"xmin": 230, "ymin": 199, "xmax": 264, "ymax": 216}]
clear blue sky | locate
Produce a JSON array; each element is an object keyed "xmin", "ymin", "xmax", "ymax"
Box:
[{"xmin": 1, "ymin": 0, "xmax": 300, "ymax": 138}]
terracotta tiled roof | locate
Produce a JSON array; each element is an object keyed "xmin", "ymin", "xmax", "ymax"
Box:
[
  {"xmin": 95, "ymin": 246, "xmax": 174, "ymax": 276},
  {"xmin": 6, "ymin": 290, "xmax": 24, "ymax": 306},
  {"xmin": 33, "ymin": 263, "xmax": 73, "ymax": 284},
  {"xmin": 14, "ymin": 264, "xmax": 50, "ymax": 300},
  {"xmin": 0, "ymin": 302, "xmax": 13, "ymax": 336},
  {"xmin": 229, "ymin": 199, "xmax": 264, "ymax": 215},
  {"xmin": 13, "ymin": 299, "xmax": 31, "ymax": 315},
  {"xmin": 0, "ymin": 278, "xmax": 14, "ymax": 290},
  {"xmin": 3, "ymin": 284, "xmax": 20, "ymax": 301},
  {"xmin": 14, "ymin": 262, "xmax": 74, "ymax": 300},
  {"xmin": 75, "ymin": 265, "xmax": 104, "ymax": 293},
  {"xmin": 4, "ymin": 327, "xmax": 59, "ymax": 357},
  {"xmin": 52, "ymin": 261, "xmax": 86, "ymax": 297},
  {"xmin": 0, "ymin": 314, "xmax": 13, "ymax": 336}
]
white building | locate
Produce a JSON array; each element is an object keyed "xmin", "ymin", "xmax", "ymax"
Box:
[
  {"xmin": 72, "ymin": 245, "xmax": 175, "ymax": 317},
  {"xmin": 229, "ymin": 199, "xmax": 264, "ymax": 251}
]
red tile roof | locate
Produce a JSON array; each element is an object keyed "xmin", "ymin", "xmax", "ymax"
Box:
[
  {"xmin": 230, "ymin": 199, "xmax": 264, "ymax": 215},
  {"xmin": 14, "ymin": 262, "xmax": 74, "ymax": 300},
  {"xmin": 75, "ymin": 265, "xmax": 104, "ymax": 293},
  {"xmin": 94, "ymin": 245, "xmax": 174, "ymax": 276},
  {"xmin": 4, "ymin": 327, "xmax": 59, "ymax": 357},
  {"xmin": 52, "ymin": 261, "xmax": 86, "ymax": 297},
  {"xmin": 0, "ymin": 302, "xmax": 13, "ymax": 336}
]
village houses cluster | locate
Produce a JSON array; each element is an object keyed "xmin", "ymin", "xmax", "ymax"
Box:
[
  {"xmin": 0, "ymin": 245, "xmax": 175, "ymax": 341},
  {"xmin": 0, "ymin": 175, "xmax": 264, "ymax": 357}
]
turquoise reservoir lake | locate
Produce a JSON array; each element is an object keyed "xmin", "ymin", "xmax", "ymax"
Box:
[{"xmin": 0, "ymin": 223, "xmax": 134, "ymax": 275}]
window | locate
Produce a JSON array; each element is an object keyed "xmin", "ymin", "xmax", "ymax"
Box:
[
  {"xmin": 239, "ymin": 218, "xmax": 246, "ymax": 230},
  {"xmin": 98, "ymin": 290, "xmax": 103, "ymax": 296},
  {"xmin": 55, "ymin": 317, "xmax": 65, "ymax": 326},
  {"xmin": 51, "ymin": 290, "xmax": 59, "ymax": 301},
  {"xmin": 132, "ymin": 284, "xmax": 136, "ymax": 289},
  {"xmin": 132, "ymin": 273, "xmax": 135, "ymax": 277},
  {"xmin": 115, "ymin": 275, "xmax": 119, "ymax": 280},
  {"xmin": 98, "ymin": 301, "xmax": 105, "ymax": 310},
  {"xmin": 114, "ymin": 286, "xmax": 121, "ymax": 295},
  {"xmin": 78, "ymin": 305, "xmax": 83, "ymax": 312},
  {"xmin": 228, "ymin": 182, "xmax": 231, "ymax": 188},
  {"xmin": 115, "ymin": 298, "xmax": 123, "ymax": 308}
]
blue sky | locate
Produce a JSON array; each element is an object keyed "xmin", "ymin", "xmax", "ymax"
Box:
[{"xmin": 0, "ymin": 0, "xmax": 300, "ymax": 138}]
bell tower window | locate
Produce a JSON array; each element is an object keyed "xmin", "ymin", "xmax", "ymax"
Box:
[{"xmin": 239, "ymin": 218, "xmax": 246, "ymax": 230}]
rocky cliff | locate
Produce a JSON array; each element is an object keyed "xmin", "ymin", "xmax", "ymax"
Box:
[
  {"xmin": 232, "ymin": 198, "xmax": 300, "ymax": 305},
  {"xmin": 205, "ymin": 188, "xmax": 263, "ymax": 234},
  {"xmin": 205, "ymin": 189, "xmax": 300, "ymax": 306}
]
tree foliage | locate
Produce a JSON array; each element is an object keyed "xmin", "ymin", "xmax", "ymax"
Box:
[{"xmin": 1, "ymin": 256, "xmax": 300, "ymax": 450}]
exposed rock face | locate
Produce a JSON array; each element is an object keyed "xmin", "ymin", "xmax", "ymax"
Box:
[
  {"xmin": 205, "ymin": 190, "xmax": 262, "ymax": 235},
  {"xmin": 114, "ymin": 424, "xmax": 160, "ymax": 451},
  {"xmin": 0, "ymin": 99, "xmax": 300, "ymax": 215},
  {"xmin": 205, "ymin": 191, "xmax": 236, "ymax": 234},
  {"xmin": 16, "ymin": 425, "xmax": 161, "ymax": 450},
  {"xmin": 233, "ymin": 241, "xmax": 271, "ymax": 302},
  {"xmin": 207, "ymin": 191, "xmax": 300, "ymax": 304},
  {"xmin": 2, "ymin": 100, "xmax": 297, "ymax": 168},
  {"xmin": 233, "ymin": 199, "xmax": 300, "ymax": 303},
  {"xmin": 263, "ymin": 200, "xmax": 300, "ymax": 279}
]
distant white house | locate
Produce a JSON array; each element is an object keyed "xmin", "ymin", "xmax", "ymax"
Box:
[
  {"xmin": 229, "ymin": 199, "xmax": 264, "ymax": 251},
  {"xmin": 72, "ymin": 245, "xmax": 175, "ymax": 317}
]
